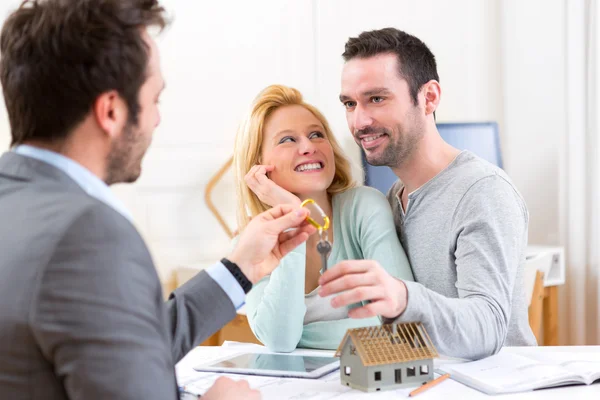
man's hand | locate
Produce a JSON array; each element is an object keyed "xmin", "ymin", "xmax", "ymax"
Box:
[
  {"xmin": 318, "ymin": 260, "xmax": 408, "ymax": 320},
  {"xmin": 245, "ymin": 165, "xmax": 301, "ymax": 207},
  {"xmin": 202, "ymin": 377, "xmax": 260, "ymax": 400},
  {"xmin": 228, "ymin": 204, "xmax": 315, "ymax": 283}
]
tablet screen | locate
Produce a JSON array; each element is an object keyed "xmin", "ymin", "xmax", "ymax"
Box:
[{"xmin": 209, "ymin": 353, "xmax": 337, "ymax": 373}]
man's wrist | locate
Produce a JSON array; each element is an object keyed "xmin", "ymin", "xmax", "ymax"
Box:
[
  {"xmin": 383, "ymin": 279, "xmax": 409, "ymax": 322},
  {"xmin": 221, "ymin": 257, "xmax": 253, "ymax": 294},
  {"xmin": 226, "ymin": 252, "xmax": 256, "ymax": 283}
]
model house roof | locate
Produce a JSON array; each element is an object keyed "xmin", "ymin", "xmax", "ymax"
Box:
[{"xmin": 334, "ymin": 322, "xmax": 438, "ymax": 366}]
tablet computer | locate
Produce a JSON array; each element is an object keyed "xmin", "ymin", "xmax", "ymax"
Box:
[{"xmin": 193, "ymin": 352, "xmax": 340, "ymax": 379}]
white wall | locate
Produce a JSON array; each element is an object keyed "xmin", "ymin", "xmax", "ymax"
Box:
[
  {"xmin": 0, "ymin": 0, "xmax": 564, "ymax": 283},
  {"xmin": 501, "ymin": 0, "xmax": 565, "ymax": 246}
]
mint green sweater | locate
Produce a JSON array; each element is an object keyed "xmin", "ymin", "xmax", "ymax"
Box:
[{"xmin": 245, "ymin": 186, "xmax": 414, "ymax": 352}]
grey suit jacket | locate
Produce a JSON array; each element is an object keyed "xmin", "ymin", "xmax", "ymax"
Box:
[{"xmin": 0, "ymin": 152, "xmax": 237, "ymax": 399}]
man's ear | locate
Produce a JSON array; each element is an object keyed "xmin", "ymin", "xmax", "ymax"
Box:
[
  {"xmin": 422, "ymin": 80, "xmax": 441, "ymax": 116},
  {"xmin": 93, "ymin": 90, "xmax": 128, "ymax": 139}
]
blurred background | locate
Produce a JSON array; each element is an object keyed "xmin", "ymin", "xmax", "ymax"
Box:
[{"xmin": 0, "ymin": 0, "xmax": 597, "ymax": 346}]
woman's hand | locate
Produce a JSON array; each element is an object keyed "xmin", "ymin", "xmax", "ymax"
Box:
[{"xmin": 245, "ymin": 165, "xmax": 301, "ymax": 207}]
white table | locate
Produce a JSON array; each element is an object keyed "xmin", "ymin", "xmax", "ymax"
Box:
[{"xmin": 176, "ymin": 344, "xmax": 600, "ymax": 399}]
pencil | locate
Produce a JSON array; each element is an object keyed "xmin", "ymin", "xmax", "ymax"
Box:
[{"xmin": 408, "ymin": 373, "xmax": 450, "ymax": 397}]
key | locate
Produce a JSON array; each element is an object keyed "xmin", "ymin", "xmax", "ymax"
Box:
[{"xmin": 317, "ymin": 231, "xmax": 332, "ymax": 273}]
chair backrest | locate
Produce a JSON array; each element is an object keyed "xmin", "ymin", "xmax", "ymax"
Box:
[
  {"xmin": 527, "ymin": 270, "xmax": 545, "ymax": 345},
  {"xmin": 204, "ymin": 156, "xmax": 235, "ymax": 239}
]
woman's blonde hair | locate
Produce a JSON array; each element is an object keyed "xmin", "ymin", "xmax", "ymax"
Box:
[{"xmin": 233, "ymin": 84, "xmax": 355, "ymax": 231}]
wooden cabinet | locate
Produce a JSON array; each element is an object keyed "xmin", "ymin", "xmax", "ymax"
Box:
[{"xmin": 201, "ymin": 313, "xmax": 261, "ymax": 346}]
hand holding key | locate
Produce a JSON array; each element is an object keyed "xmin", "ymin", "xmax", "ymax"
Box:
[{"xmin": 300, "ymin": 199, "xmax": 332, "ymax": 273}]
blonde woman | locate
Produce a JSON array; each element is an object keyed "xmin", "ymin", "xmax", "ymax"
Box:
[{"xmin": 233, "ymin": 85, "xmax": 414, "ymax": 352}]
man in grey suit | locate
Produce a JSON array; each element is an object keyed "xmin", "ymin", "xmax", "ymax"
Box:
[{"xmin": 0, "ymin": 1, "xmax": 315, "ymax": 399}]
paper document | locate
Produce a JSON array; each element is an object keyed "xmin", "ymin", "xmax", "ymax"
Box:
[{"xmin": 437, "ymin": 351, "xmax": 600, "ymax": 395}]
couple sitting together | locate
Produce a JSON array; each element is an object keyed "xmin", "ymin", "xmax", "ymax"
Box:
[{"xmin": 234, "ymin": 31, "xmax": 536, "ymax": 360}]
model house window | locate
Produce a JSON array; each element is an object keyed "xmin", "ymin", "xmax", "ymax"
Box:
[
  {"xmin": 374, "ymin": 371, "xmax": 381, "ymax": 381},
  {"xmin": 344, "ymin": 366, "xmax": 351, "ymax": 376},
  {"xmin": 395, "ymin": 369, "xmax": 402, "ymax": 384},
  {"xmin": 407, "ymin": 367, "xmax": 416, "ymax": 377},
  {"xmin": 420, "ymin": 365, "xmax": 429, "ymax": 375}
]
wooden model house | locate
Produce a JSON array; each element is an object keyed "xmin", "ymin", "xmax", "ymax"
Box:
[{"xmin": 334, "ymin": 322, "xmax": 438, "ymax": 392}]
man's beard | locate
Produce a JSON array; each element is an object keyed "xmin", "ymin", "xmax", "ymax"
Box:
[
  {"xmin": 357, "ymin": 112, "xmax": 423, "ymax": 169},
  {"xmin": 105, "ymin": 123, "xmax": 145, "ymax": 185}
]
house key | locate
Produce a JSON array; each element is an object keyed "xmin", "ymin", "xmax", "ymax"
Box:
[
  {"xmin": 299, "ymin": 198, "xmax": 331, "ymax": 273},
  {"xmin": 317, "ymin": 229, "xmax": 332, "ymax": 273}
]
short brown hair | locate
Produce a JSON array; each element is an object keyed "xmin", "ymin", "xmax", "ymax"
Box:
[
  {"xmin": 343, "ymin": 28, "xmax": 439, "ymax": 105},
  {"xmin": 0, "ymin": 0, "xmax": 168, "ymax": 147}
]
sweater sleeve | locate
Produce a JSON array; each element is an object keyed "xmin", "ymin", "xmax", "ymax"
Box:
[
  {"xmin": 390, "ymin": 176, "xmax": 529, "ymax": 360},
  {"xmin": 244, "ymin": 243, "xmax": 308, "ymax": 353}
]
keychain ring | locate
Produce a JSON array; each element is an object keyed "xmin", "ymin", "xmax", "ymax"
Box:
[{"xmin": 300, "ymin": 198, "xmax": 330, "ymax": 231}]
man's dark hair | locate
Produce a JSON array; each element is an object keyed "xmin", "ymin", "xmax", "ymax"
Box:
[
  {"xmin": 342, "ymin": 27, "xmax": 439, "ymax": 105},
  {"xmin": 0, "ymin": 0, "xmax": 168, "ymax": 147}
]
